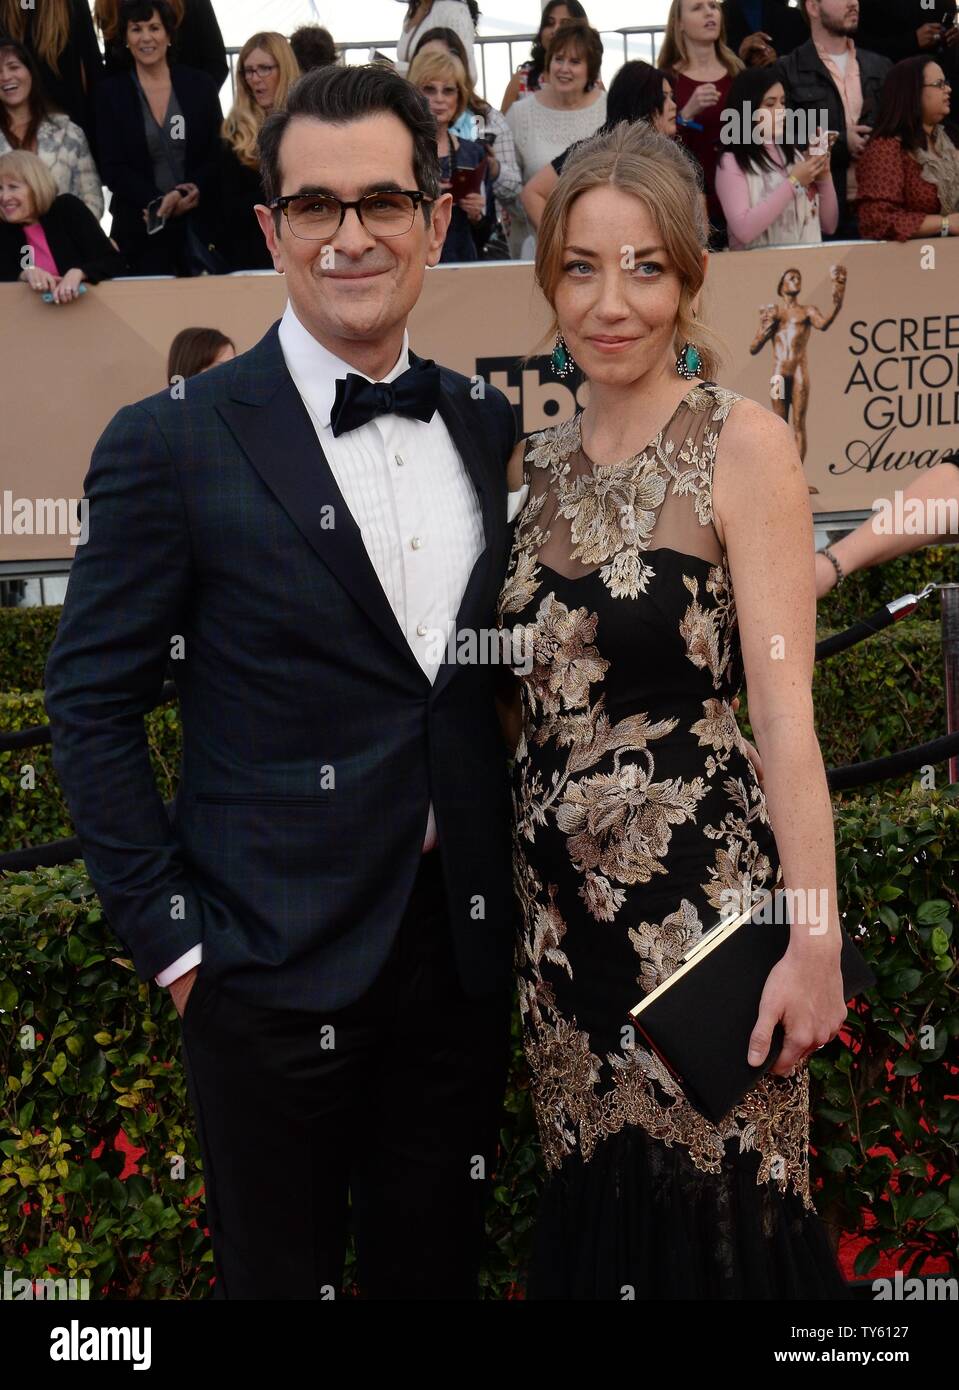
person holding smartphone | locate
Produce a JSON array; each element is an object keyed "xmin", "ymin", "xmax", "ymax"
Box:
[
  {"xmin": 715, "ymin": 66, "xmax": 839, "ymax": 248},
  {"xmin": 779, "ymin": 0, "xmax": 892, "ymax": 239}
]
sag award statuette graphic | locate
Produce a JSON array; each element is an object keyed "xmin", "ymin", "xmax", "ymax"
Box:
[{"xmin": 749, "ymin": 263, "xmax": 848, "ymax": 491}]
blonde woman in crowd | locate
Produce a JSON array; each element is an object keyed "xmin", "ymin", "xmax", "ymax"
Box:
[
  {"xmin": 217, "ymin": 32, "xmax": 299, "ymax": 270},
  {"xmin": 658, "ymin": 0, "xmax": 743, "ymax": 242}
]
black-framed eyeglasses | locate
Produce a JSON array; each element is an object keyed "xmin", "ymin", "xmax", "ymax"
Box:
[
  {"xmin": 924, "ymin": 78, "xmax": 952, "ymax": 89},
  {"xmin": 269, "ymin": 190, "xmax": 434, "ymax": 240},
  {"xmin": 242, "ymin": 63, "xmax": 279, "ymax": 80}
]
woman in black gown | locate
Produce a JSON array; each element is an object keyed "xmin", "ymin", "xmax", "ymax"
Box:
[{"xmin": 497, "ymin": 119, "xmax": 854, "ymax": 1299}]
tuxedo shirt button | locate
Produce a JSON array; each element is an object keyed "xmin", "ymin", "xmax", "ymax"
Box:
[
  {"xmin": 411, "ymin": 536, "xmax": 423, "ymax": 550},
  {"xmin": 416, "ymin": 623, "xmax": 428, "ymax": 637}
]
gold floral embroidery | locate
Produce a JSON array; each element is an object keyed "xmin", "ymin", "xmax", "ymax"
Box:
[
  {"xmin": 503, "ymin": 382, "xmax": 816, "ymax": 1213},
  {"xmin": 628, "ymin": 896, "xmax": 703, "ymax": 994},
  {"xmin": 515, "ymin": 847, "xmax": 813, "ymax": 1208},
  {"xmin": 525, "ymin": 595, "xmax": 609, "ymax": 719}
]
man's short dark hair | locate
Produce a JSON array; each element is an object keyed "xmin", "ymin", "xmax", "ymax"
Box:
[
  {"xmin": 289, "ymin": 25, "xmax": 338, "ymax": 73},
  {"xmin": 258, "ymin": 64, "xmax": 441, "ymax": 229}
]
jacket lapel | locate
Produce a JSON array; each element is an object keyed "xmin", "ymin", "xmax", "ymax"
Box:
[
  {"xmin": 217, "ymin": 323, "xmax": 426, "ymax": 675},
  {"xmin": 425, "ymin": 361, "xmax": 504, "ymax": 701}
]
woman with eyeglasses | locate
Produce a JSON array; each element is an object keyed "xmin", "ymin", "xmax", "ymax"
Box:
[
  {"xmin": 216, "ymin": 32, "xmax": 299, "ymax": 271},
  {"xmin": 94, "ymin": 0, "xmax": 224, "ymax": 276},
  {"xmin": 408, "ymin": 47, "xmax": 495, "ymax": 262},
  {"xmin": 856, "ymin": 55, "xmax": 959, "ymax": 240},
  {"xmin": 412, "ymin": 28, "xmax": 521, "ymax": 206},
  {"xmin": 96, "ymin": 0, "xmax": 227, "ymax": 91}
]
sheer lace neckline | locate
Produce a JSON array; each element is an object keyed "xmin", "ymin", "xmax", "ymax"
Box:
[{"xmin": 573, "ymin": 381, "xmax": 711, "ymax": 473}]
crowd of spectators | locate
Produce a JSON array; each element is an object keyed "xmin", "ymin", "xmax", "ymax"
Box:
[{"xmin": 0, "ymin": 0, "xmax": 958, "ymax": 296}]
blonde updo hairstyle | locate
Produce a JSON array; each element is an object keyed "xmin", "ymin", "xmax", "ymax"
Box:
[{"xmin": 532, "ymin": 120, "xmax": 724, "ymax": 380}]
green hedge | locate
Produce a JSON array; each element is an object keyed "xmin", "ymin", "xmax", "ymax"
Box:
[
  {"xmin": 0, "ymin": 605, "xmax": 61, "ymax": 694},
  {"xmin": 2, "ymin": 789, "xmax": 956, "ymax": 1298},
  {"xmin": 812, "ymin": 621, "xmax": 945, "ymax": 789},
  {"xmin": 813, "ymin": 788, "xmax": 959, "ymax": 1278},
  {"xmin": 816, "ymin": 545, "xmax": 959, "ymax": 634},
  {"xmin": 0, "ymin": 692, "xmax": 181, "ymax": 854},
  {"xmin": 1, "ymin": 622, "xmax": 947, "ymax": 853}
]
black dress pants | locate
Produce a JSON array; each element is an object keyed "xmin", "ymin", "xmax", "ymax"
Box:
[{"xmin": 177, "ymin": 850, "xmax": 512, "ymax": 1299}]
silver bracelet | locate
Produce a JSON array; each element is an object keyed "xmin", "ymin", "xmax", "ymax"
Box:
[{"xmin": 821, "ymin": 545, "xmax": 844, "ymax": 585}]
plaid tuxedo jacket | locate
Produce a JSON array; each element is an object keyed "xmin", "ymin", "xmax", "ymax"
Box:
[{"xmin": 44, "ymin": 320, "xmax": 519, "ymax": 1010}]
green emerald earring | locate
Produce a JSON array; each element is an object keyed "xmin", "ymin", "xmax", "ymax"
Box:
[
  {"xmin": 551, "ymin": 330, "xmax": 575, "ymax": 378},
  {"xmin": 676, "ymin": 341, "xmax": 702, "ymax": 380}
]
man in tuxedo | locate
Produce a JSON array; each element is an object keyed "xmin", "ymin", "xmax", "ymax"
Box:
[{"xmin": 44, "ymin": 63, "xmax": 519, "ymax": 1299}]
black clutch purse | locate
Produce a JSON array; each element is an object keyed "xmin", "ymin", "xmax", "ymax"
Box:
[{"xmin": 627, "ymin": 889, "xmax": 875, "ymax": 1125}]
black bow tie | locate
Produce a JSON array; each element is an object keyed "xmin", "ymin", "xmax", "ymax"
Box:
[{"xmin": 329, "ymin": 357, "xmax": 442, "ymax": 438}]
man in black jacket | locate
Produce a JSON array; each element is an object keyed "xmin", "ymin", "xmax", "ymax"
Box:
[
  {"xmin": 45, "ymin": 64, "xmax": 517, "ymax": 1301},
  {"xmin": 779, "ymin": 0, "xmax": 892, "ymax": 238}
]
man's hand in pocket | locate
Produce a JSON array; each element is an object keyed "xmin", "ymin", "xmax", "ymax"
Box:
[{"xmin": 169, "ymin": 965, "xmax": 200, "ymax": 1018}]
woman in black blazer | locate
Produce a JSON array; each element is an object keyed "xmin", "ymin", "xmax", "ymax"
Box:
[
  {"xmin": 0, "ymin": 149, "xmax": 125, "ymax": 298},
  {"xmin": 94, "ymin": 0, "xmax": 223, "ymax": 275},
  {"xmin": 0, "ymin": 0, "xmax": 104, "ymax": 150},
  {"xmin": 96, "ymin": 0, "xmax": 228, "ymax": 91}
]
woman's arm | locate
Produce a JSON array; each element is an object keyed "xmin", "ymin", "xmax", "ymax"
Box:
[
  {"xmin": 815, "ymin": 460, "xmax": 959, "ymax": 596},
  {"xmin": 500, "ymin": 70, "xmax": 523, "ymax": 115},
  {"xmin": 714, "ymin": 151, "xmax": 795, "ymax": 247},
  {"xmin": 57, "ymin": 195, "xmax": 126, "ymax": 282},
  {"xmin": 95, "ymin": 82, "xmax": 157, "ymax": 209},
  {"xmin": 64, "ymin": 119, "xmax": 105, "ymax": 220},
  {"xmin": 522, "ymin": 161, "xmax": 559, "ymax": 230},
  {"xmin": 712, "ymin": 400, "xmax": 847, "ymax": 1076},
  {"xmin": 855, "ymin": 138, "xmax": 934, "ymax": 241},
  {"xmin": 817, "ymin": 167, "xmax": 840, "ymax": 235},
  {"xmin": 483, "ymin": 109, "xmax": 522, "ymax": 203}
]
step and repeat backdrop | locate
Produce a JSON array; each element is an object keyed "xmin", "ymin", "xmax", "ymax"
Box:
[{"xmin": 2, "ymin": 238, "xmax": 958, "ymax": 563}]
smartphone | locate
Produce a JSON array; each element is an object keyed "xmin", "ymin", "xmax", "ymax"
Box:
[{"xmin": 145, "ymin": 197, "xmax": 166, "ymax": 235}]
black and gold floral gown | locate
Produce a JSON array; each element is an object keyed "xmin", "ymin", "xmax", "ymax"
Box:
[{"xmin": 497, "ymin": 382, "xmax": 851, "ymax": 1300}]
